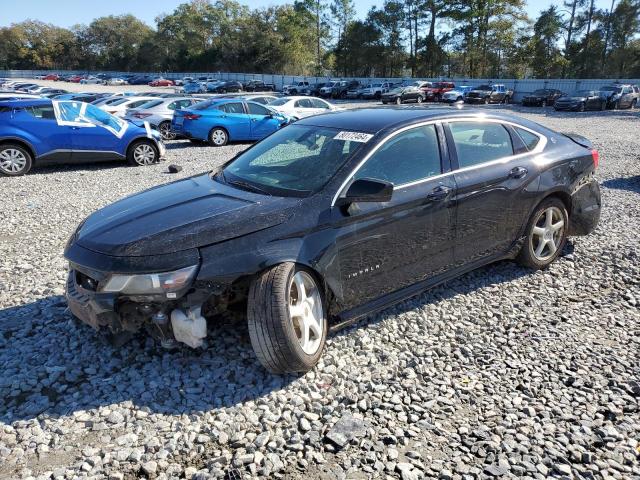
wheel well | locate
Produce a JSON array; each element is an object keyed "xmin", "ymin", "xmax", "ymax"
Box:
[
  {"xmin": 0, "ymin": 139, "xmax": 35, "ymax": 162},
  {"xmin": 543, "ymin": 191, "xmax": 572, "ymax": 216},
  {"xmin": 127, "ymin": 137, "xmax": 158, "ymax": 156}
]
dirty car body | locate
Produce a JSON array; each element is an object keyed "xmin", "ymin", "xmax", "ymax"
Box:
[{"xmin": 64, "ymin": 108, "xmax": 601, "ymax": 361}]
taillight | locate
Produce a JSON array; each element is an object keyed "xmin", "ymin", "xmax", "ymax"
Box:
[
  {"xmin": 591, "ymin": 149, "xmax": 599, "ymax": 169},
  {"xmin": 184, "ymin": 114, "xmax": 201, "ymax": 120}
]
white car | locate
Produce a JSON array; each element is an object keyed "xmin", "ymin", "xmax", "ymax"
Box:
[
  {"xmin": 80, "ymin": 76, "xmax": 104, "ymax": 85},
  {"xmin": 99, "ymin": 96, "xmax": 157, "ymax": 117},
  {"xmin": 282, "ymin": 81, "xmax": 309, "ymax": 95},
  {"xmin": 174, "ymin": 77, "xmax": 194, "ymax": 86},
  {"xmin": 124, "ymin": 97, "xmax": 203, "ymax": 139},
  {"xmin": 106, "ymin": 77, "xmax": 128, "ymax": 86},
  {"xmin": 268, "ymin": 96, "xmax": 341, "ymax": 120}
]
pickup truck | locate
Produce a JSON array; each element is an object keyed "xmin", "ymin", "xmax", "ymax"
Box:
[
  {"xmin": 282, "ymin": 81, "xmax": 309, "ymax": 95},
  {"xmin": 360, "ymin": 82, "xmax": 396, "ymax": 100},
  {"xmin": 422, "ymin": 81, "xmax": 455, "ymax": 101},
  {"xmin": 464, "ymin": 84, "xmax": 513, "ymax": 104}
]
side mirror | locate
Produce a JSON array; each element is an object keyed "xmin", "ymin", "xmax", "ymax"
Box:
[{"xmin": 337, "ymin": 178, "xmax": 393, "ymax": 206}]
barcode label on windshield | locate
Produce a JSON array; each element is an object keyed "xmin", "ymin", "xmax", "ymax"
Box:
[{"xmin": 334, "ymin": 131, "xmax": 374, "ymax": 142}]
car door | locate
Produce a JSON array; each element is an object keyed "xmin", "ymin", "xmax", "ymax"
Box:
[
  {"xmin": 620, "ymin": 86, "xmax": 633, "ymax": 108},
  {"xmin": 246, "ymin": 102, "xmax": 280, "ymax": 140},
  {"xmin": 445, "ymin": 120, "xmax": 543, "ymax": 266},
  {"xmin": 18, "ymin": 103, "xmax": 72, "ymax": 162},
  {"xmin": 217, "ymin": 102, "xmax": 251, "ymax": 140},
  {"xmin": 294, "ymin": 98, "xmax": 315, "ymax": 117},
  {"xmin": 334, "ymin": 123, "xmax": 456, "ymax": 309},
  {"xmin": 309, "ymin": 98, "xmax": 332, "ymax": 115},
  {"xmin": 54, "ymin": 101, "xmax": 126, "ymax": 161}
]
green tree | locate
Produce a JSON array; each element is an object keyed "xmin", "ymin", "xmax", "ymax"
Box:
[{"xmin": 531, "ymin": 6, "xmax": 566, "ymax": 77}]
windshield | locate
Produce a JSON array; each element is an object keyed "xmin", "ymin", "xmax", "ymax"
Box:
[
  {"xmin": 389, "ymin": 87, "xmax": 404, "ymax": 93},
  {"xmin": 532, "ymin": 89, "xmax": 548, "ymax": 95},
  {"xmin": 599, "ymin": 86, "xmax": 622, "ymax": 93},
  {"xmin": 221, "ymin": 125, "xmax": 365, "ymax": 196},
  {"xmin": 476, "ymin": 85, "xmax": 492, "ymax": 90},
  {"xmin": 573, "ymin": 90, "xmax": 592, "ymax": 96}
]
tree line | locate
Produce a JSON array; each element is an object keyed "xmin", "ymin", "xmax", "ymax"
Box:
[{"xmin": 0, "ymin": 0, "xmax": 638, "ymax": 79}]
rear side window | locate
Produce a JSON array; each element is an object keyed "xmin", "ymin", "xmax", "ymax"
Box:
[
  {"xmin": 449, "ymin": 122, "xmax": 513, "ymax": 168},
  {"xmin": 514, "ymin": 127, "xmax": 540, "ymax": 151},
  {"xmin": 294, "ymin": 99, "xmax": 313, "ymax": 108},
  {"xmin": 355, "ymin": 125, "xmax": 441, "ymax": 185},
  {"xmin": 310, "ymin": 99, "xmax": 329, "ymax": 109},
  {"xmin": 218, "ymin": 103, "xmax": 245, "ymax": 114},
  {"xmin": 24, "ymin": 105, "xmax": 56, "ymax": 120},
  {"xmin": 247, "ymin": 103, "xmax": 270, "ymax": 115}
]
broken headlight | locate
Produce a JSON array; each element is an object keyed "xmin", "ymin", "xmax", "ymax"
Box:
[{"xmin": 100, "ymin": 265, "xmax": 198, "ymax": 295}]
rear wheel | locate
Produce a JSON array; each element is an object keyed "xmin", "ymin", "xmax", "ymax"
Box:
[
  {"xmin": 417, "ymin": 96, "xmax": 424, "ymax": 103},
  {"xmin": 209, "ymin": 128, "xmax": 228, "ymax": 147},
  {"xmin": 158, "ymin": 121, "xmax": 175, "ymax": 141},
  {"xmin": 517, "ymin": 198, "xmax": 568, "ymax": 270},
  {"xmin": 248, "ymin": 263, "xmax": 328, "ymax": 373},
  {"xmin": 484, "ymin": 97, "xmax": 489, "ymax": 105},
  {"xmin": 0, "ymin": 144, "xmax": 33, "ymax": 176},
  {"xmin": 396, "ymin": 97, "xmax": 402, "ymax": 105},
  {"xmin": 578, "ymin": 102, "xmax": 585, "ymax": 112},
  {"xmin": 127, "ymin": 139, "xmax": 159, "ymax": 166},
  {"xmin": 600, "ymin": 100, "xmax": 607, "ymax": 111},
  {"xmin": 631, "ymin": 99, "xmax": 638, "ymax": 109}
]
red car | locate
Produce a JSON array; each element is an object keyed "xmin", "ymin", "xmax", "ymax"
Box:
[
  {"xmin": 68, "ymin": 75, "xmax": 85, "ymax": 83},
  {"xmin": 148, "ymin": 78, "xmax": 175, "ymax": 87},
  {"xmin": 422, "ymin": 81, "xmax": 455, "ymax": 101},
  {"xmin": 43, "ymin": 74, "xmax": 59, "ymax": 81}
]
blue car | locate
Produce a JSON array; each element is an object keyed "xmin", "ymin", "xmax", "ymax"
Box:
[
  {"xmin": 0, "ymin": 99, "xmax": 165, "ymax": 176},
  {"xmin": 171, "ymin": 98, "xmax": 289, "ymax": 146}
]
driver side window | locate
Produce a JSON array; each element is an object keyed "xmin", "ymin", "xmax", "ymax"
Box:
[{"xmin": 354, "ymin": 125, "xmax": 442, "ymax": 186}]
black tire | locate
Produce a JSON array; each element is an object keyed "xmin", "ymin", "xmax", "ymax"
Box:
[
  {"xmin": 631, "ymin": 99, "xmax": 638, "ymax": 109},
  {"xmin": 612, "ymin": 100, "xmax": 619, "ymax": 110},
  {"xmin": 417, "ymin": 96, "xmax": 424, "ymax": 104},
  {"xmin": 374, "ymin": 92, "xmax": 381, "ymax": 100},
  {"xmin": 516, "ymin": 197, "xmax": 568, "ymax": 270},
  {"xmin": 395, "ymin": 97, "xmax": 402, "ymax": 105},
  {"xmin": 0, "ymin": 143, "xmax": 33, "ymax": 176},
  {"xmin": 600, "ymin": 100, "xmax": 607, "ymax": 111},
  {"xmin": 484, "ymin": 97, "xmax": 489, "ymax": 105},
  {"xmin": 208, "ymin": 127, "xmax": 228, "ymax": 147},
  {"xmin": 158, "ymin": 121, "xmax": 175, "ymax": 141},
  {"xmin": 248, "ymin": 263, "xmax": 328, "ymax": 373},
  {"xmin": 541, "ymin": 99, "xmax": 547, "ymax": 107},
  {"xmin": 127, "ymin": 139, "xmax": 159, "ymax": 166},
  {"xmin": 578, "ymin": 102, "xmax": 585, "ymax": 112}
]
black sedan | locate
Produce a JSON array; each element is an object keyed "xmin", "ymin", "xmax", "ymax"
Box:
[
  {"xmin": 554, "ymin": 90, "xmax": 607, "ymax": 111},
  {"xmin": 381, "ymin": 86, "xmax": 425, "ymax": 104},
  {"xmin": 521, "ymin": 89, "xmax": 564, "ymax": 107},
  {"xmin": 64, "ymin": 108, "xmax": 601, "ymax": 373}
]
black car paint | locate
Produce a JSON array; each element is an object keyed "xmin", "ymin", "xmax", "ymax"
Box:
[
  {"xmin": 65, "ymin": 108, "xmax": 601, "ymax": 336},
  {"xmin": 554, "ymin": 92, "xmax": 606, "ymax": 111},
  {"xmin": 521, "ymin": 89, "xmax": 564, "ymax": 106}
]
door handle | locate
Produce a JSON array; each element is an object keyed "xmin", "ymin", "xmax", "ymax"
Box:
[
  {"xmin": 509, "ymin": 166, "xmax": 528, "ymax": 179},
  {"xmin": 426, "ymin": 185, "xmax": 452, "ymax": 201}
]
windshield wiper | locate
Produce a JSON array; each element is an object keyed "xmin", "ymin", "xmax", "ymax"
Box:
[{"xmin": 226, "ymin": 177, "xmax": 272, "ymax": 196}]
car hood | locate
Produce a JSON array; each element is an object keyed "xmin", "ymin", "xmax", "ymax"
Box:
[{"xmin": 75, "ymin": 173, "xmax": 299, "ymax": 257}]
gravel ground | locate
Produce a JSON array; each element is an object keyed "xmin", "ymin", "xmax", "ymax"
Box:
[{"xmin": 0, "ymin": 101, "xmax": 639, "ymax": 480}]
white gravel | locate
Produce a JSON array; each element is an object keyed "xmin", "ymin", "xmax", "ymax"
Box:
[{"xmin": 0, "ymin": 103, "xmax": 639, "ymax": 480}]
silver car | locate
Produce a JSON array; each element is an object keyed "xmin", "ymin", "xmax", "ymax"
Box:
[{"xmin": 124, "ymin": 97, "xmax": 203, "ymax": 140}]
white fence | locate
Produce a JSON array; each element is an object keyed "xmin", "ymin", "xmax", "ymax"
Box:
[{"xmin": 2, "ymin": 70, "xmax": 639, "ymax": 102}]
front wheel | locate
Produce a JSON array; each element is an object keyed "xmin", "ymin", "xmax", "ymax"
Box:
[
  {"xmin": 417, "ymin": 96, "xmax": 424, "ymax": 103},
  {"xmin": 578, "ymin": 102, "xmax": 586, "ymax": 112},
  {"xmin": 127, "ymin": 140, "xmax": 159, "ymax": 166},
  {"xmin": 0, "ymin": 144, "xmax": 33, "ymax": 176},
  {"xmin": 396, "ymin": 97, "xmax": 402, "ymax": 105},
  {"xmin": 209, "ymin": 128, "xmax": 228, "ymax": 147},
  {"xmin": 484, "ymin": 97, "xmax": 489, "ymax": 105},
  {"xmin": 517, "ymin": 198, "xmax": 568, "ymax": 269},
  {"xmin": 248, "ymin": 263, "xmax": 328, "ymax": 373}
]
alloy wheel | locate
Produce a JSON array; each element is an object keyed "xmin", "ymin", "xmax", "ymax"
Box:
[
  {"xmin": 417, "ymin": 96, "xmax": 423, "ymax": 103},
  {"xmin": 0, "ymin": 148, "xmax": 27, "ymax": 174},
  {"xmin": 396, "ymin": 97, "xmax": 402, "ymax": 105},
  {"xmin": 132, "ymin": 143, "xmax": 156, "ymax": 165},
  {"xmin": 288, "ymin": 271, "xmax": 324, "ymax": 355},
  {"xmin": 159, "ymin": 122, "xmax": 176, "ymax": 140},
  {"xmin": 530, "ymin": 206, "xmax": 565, "ymax": 261}
]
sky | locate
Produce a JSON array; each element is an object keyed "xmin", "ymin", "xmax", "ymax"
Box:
[{"xmin": 0, "ymin": 0, "xmax": 613, "ymax": 28}]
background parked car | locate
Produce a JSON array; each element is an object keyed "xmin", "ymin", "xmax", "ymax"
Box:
[
  {"xmin": 282, "ymin": 81, "xmax": 309, "ymax": 95},
  {"xmin": 301, "ymin": 82, "xmax": 326, "ymax": 96},
  {"xmin": 43, "ymin": 74, "xmax": 60, "ymax": 81},
  {"xmin": 174, "ymin": 77, "xmax": 193, "ymax": 86},
  {"xmin": 268, "ymin": 96, "xmax": 340, "ymax": 120},
  {"xmin": 80, "ymin": 76, "xmax": 104, "ymax": 85},
  {"xmin": 554, "ymin": 90, "xmax": 607, "ymax": 111},
  {"xmin": 421, "ymin": 81, "xmax": 455, "ymax": 101},
  {"xmin": 381, "ymin": 85, "xmax": 425, "ymax": 104},
  {"xmin": 360, "ymin": 82, "xmax": 395, "ymax": 99},
  {"xmin": 149, "ymin": 78, "xmax": 175, "ymax": 87},
  {"xmin": 207, "ymin": 81, "xmax": 243, "ymax": 93},
  {"xmin": 0, "ymin": 98, "xmax": 165, "ymax": 175},
  {"xmin": 599, "ymin": 84, "xmax": 639, "ymax": 109},
  {"xmin": 243, "ymin": 80, "xmax": 275, "ymax": 92},
  {"xmin": 319, "ymin": 81, "xmax": 338, "ymax": 98},
  {"xmin": 465, "ymin": 84, "xmax": 513, "ymax": 104},
  {"xmin": 128, "ymin": 75, "xmax": 153, "ymax": 85},
  {"xmin": 331, "ymin": 80, "xmax": 361, "ymax": 99},
  {"xmin": 441, "ymin": 85, "xmax": 473, "ymax": 103},
  {"xmin": 124, "ymin": 97, "xmax": 202, "ymax": 140},
  {"xmin": 521, "ymin": 88, "xmax": 564, "ymax": 107},
  {"xmin": 183, "ymin": 81, "xmax": 207, "ymax": 94},
  {"xmin": 106, "ymin": 77, "xmax": 128, "ymax": 86},
  {"xmin": 171, "ymin": 98, "xmax": 289, "ymax": 146},
  {"xmin": 100, "ymin": 96, "xmax": 157, "ymax": 117}
]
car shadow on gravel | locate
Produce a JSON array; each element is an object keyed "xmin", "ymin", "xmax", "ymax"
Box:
[
  {"xmin": 165, "ymin": 140, "xmax": 253, "ymax": 150},
  {"xmin": 602, "ymin": 175, "xmax": 640, "ymax": 193},
  {"xmin": 0, "ymin": 244, "xmax": 576, "ymax": 425},
  {"xmin": 0, "ymin": 295, "xmax": 296, "ymax": 424}
]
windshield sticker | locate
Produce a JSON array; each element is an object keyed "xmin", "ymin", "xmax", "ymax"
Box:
[
  {"xmin": 53, "ymin": 100, "xmax": 128, "ymax": 138},
  {"xmin": 334, "ymin": 131, "xmax": 374, "ymax": 143}
]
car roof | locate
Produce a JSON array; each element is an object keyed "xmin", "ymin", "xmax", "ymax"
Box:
[{"xmin": 295, "ymin": 107, "xmax": 547, "ymax": 135}]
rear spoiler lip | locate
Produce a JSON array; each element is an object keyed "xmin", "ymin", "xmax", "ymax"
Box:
[{"xmin": 562, "ymin": 132, "xmax": 593, "ymax": 150}]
